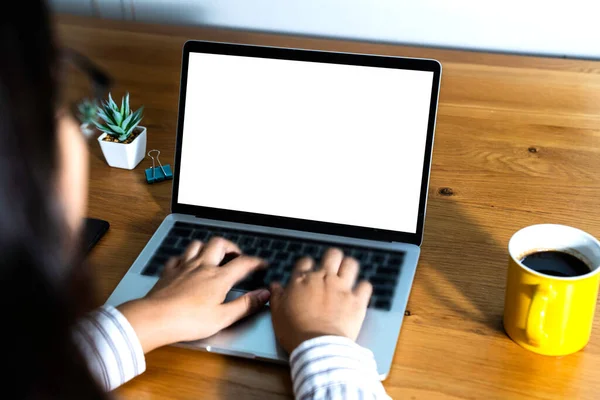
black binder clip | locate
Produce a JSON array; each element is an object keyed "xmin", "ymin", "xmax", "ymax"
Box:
[{"xmin": 145, "ymin": 149, "xmax": 173, "ymax": 184}]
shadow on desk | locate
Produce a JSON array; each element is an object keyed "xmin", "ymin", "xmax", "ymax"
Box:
[
  {"xmin": 415, "ymin": 191, "xmax": 508, "ymax": 335},
  {"xmin": 117, "ymin": 345, "xmax": 293, "ymax": 399},
  {"xmin": 216, "ymin": 357, "xmax": 292, "ymax": 399}
]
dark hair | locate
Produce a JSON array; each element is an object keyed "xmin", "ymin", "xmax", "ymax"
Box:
[{"xmin": 0, "ymin": 2, "xmax": 104, "ymax": 398}]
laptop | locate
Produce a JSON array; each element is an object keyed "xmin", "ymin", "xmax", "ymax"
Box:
[{"xmin": 106, "ymin": 40, "xmax": 441, "ymax": 379}]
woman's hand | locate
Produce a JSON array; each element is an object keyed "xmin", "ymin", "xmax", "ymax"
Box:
[
  {"xmin": 269, "ymin": 248, "xmax": 373, "ymax": 353},
  {"xmin": 118, "ymin": 237, "xmax": 270, "ymax": 353}
]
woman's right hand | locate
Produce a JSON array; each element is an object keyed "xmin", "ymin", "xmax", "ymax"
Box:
[
  {"xmin": 269, "ymin": 248, "xmax": 373, "ymax": 353},
  {"xmin": 118, "ymin": 237, "xmax": 270, "ymax": 353}
]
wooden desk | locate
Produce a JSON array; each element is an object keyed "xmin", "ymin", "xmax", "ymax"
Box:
[{"xmin": 57, "ymin": 15, "xmax": 600, "ymax": 399}]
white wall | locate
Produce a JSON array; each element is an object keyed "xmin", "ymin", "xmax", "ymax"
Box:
[
  {"xmin": 51, "ymin": 0, "xmax": 93, "ymax": 15},
  {"xmin": 50, "ymin": 0, "xmax": 600, "ymax": 59}
]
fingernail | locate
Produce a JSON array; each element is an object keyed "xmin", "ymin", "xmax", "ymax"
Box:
[{"xmin": 257, "ymin": 289, "xmax": 271, "ymax": 302}]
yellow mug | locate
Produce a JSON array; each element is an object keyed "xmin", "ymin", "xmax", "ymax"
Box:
[{"xmin": 504, "ymin": 224, "xmax": 600, "ymax": 356}]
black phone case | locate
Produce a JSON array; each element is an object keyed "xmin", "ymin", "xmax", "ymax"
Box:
[{"xmin": 83, "ymin": 217, "xmax": 110, "ymax": 254}]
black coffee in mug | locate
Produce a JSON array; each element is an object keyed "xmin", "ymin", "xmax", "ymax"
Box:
[{"xmin": 520, "ymin": 250, "xmax": 590, "ymax": 277}]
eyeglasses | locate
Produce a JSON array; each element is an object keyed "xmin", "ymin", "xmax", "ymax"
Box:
[{"xmin": 57, "ymin": 48, "xmax": 112, "ymax": 131}]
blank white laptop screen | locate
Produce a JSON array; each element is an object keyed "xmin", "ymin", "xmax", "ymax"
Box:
[{"xmin": 178, "ymin": 52, "xmax": 434, "ymax": 234}]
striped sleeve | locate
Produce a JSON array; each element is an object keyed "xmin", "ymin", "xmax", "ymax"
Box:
[
  {"xmin": 72, "ymin": 305, "xmax": 146, "ymax": 391},
  {"xmin": 289, "ymin": 336, "xmax": 391, "ymax": 400}
]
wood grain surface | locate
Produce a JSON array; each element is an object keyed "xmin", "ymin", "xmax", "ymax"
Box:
[{"xmin": 55, "ymin": 14, "xmax": 600, "ymax": 400}]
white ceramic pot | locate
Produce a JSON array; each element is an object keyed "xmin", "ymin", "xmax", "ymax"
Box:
[{"xmin": 98, "ymin": 126, "xmax": 147, "ymax": 170}]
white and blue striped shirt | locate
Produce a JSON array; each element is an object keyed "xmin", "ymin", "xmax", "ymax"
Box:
[{"xmin": 73, "ymin": 305, "xmax": 391, "ymax": 399}]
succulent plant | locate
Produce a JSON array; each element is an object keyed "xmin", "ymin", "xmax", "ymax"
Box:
[
  {"xmin": 94, "ymin": 93, "xmax": 144, "ymax": 143},
  {"xmin": 77, "ymin": 98, "xmax": 98, "ymax": 124}
]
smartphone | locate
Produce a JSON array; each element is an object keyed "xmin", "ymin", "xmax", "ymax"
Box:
[{"xmin": 82, "ymin": 217, "xmax": 110, "ymax": 254}]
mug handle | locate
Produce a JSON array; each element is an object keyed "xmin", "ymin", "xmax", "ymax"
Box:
[{"xmin": 526, "ymin": 284, "xmax": 555, "ymax": 346}]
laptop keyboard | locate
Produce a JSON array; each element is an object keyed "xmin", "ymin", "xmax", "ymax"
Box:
[{"xmin": 141, "ymin": 222, "xmax": 405, "ymax": 311}]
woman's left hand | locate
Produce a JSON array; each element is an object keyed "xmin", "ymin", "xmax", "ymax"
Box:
[{"xmin": 118, "ymin": 237, "xmax": 270, "ymax": 353}]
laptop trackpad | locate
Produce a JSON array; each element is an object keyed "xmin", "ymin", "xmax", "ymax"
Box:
[
  {"xmin": 225, "ymin": 289, "xmax": 270, "ymax": 307},
  {"xmin": 181, "ymin": 290, "xmax": 286, "ymax": 362}
]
